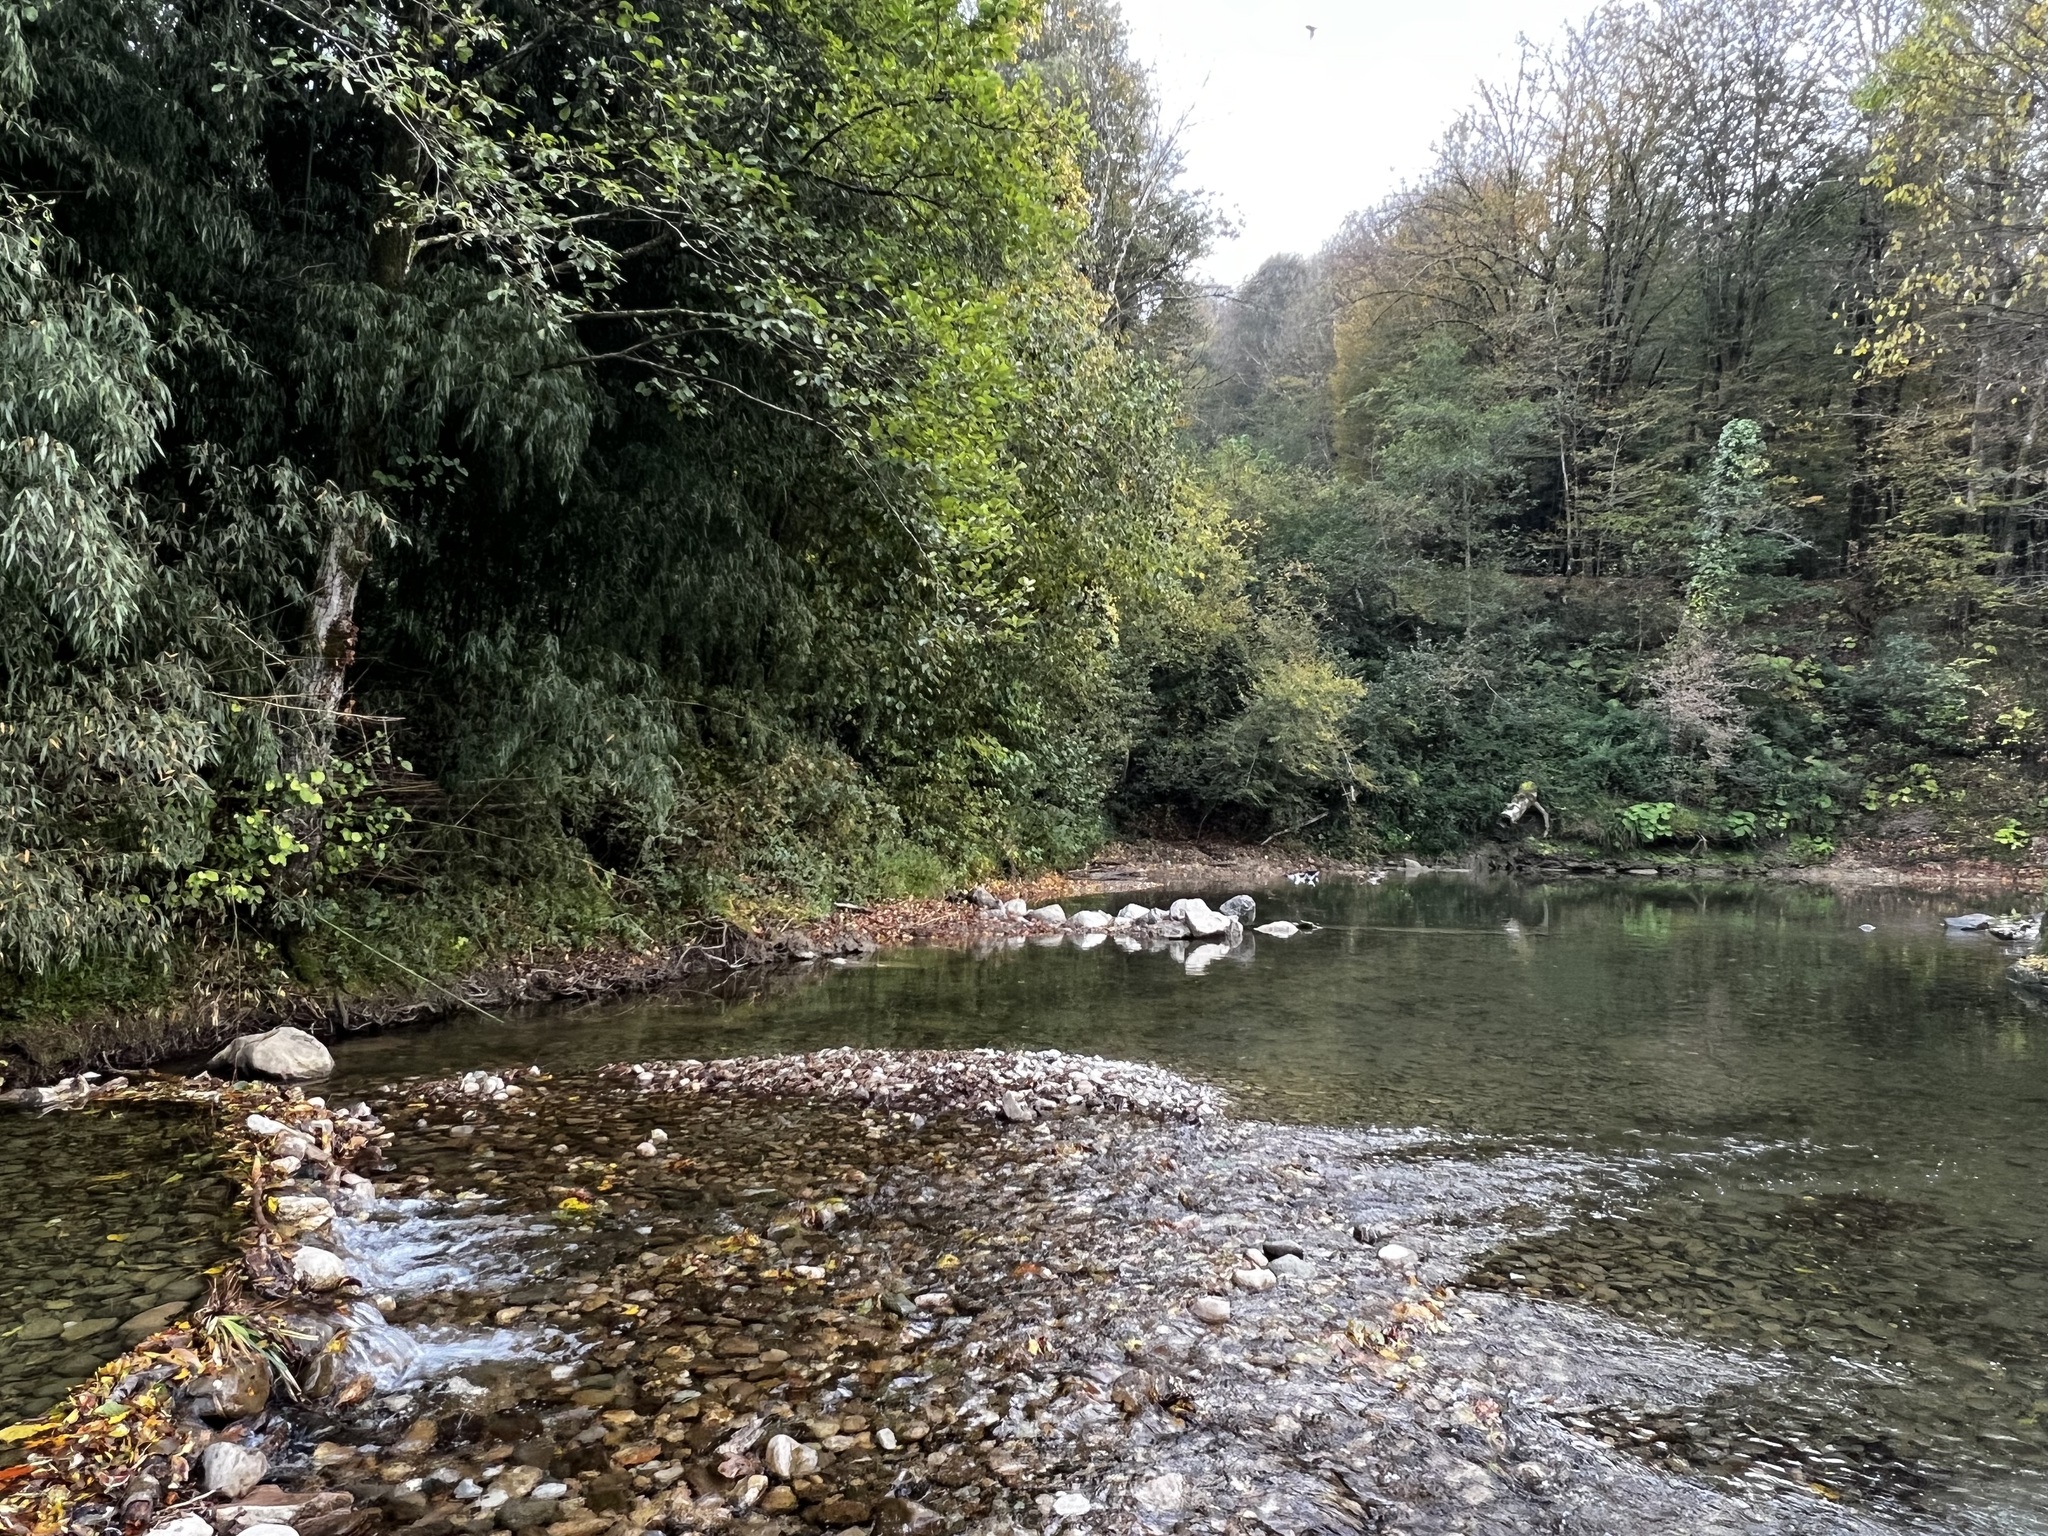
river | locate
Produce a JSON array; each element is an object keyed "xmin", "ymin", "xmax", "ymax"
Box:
[{"xmin": 6, "ymin": 875, "xmax": 2046, "ymax": 1534}]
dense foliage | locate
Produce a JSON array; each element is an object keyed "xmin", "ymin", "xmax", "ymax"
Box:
[
  {"xmin": 1144, "ymin": 0, "xmax": 2048, "ymax": 860},
  {"xmin": 0, "ymin": 0, "xmax": 1223, "ymax": 983},
  {"xmin": 6, "ymin": 0, "xmax": 2047, "ymax": 999}
]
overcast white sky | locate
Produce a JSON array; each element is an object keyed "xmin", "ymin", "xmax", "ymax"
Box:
[{"xmin": 1114, "ymin": 0, "xmax": 1599, "ymax": 287}]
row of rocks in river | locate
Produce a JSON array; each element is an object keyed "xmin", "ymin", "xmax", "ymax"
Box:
[{"xmin": 967, "ymin": 889, "xmax": 1312, "ymax": 947}]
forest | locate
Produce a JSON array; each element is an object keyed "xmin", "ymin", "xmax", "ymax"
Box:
[{"xmin": 3, "ymin": 0, "xmax": 2046, "ymax": 1010}]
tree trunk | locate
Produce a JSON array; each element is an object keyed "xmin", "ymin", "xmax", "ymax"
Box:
[{"xmin": 278, "ymin": 117, "xmax": 418, "ymax": 883}]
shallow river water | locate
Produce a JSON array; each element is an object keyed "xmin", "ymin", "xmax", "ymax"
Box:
[{"xmin": 8, "ymin": 875, "xmax": 2048, "ymax": 1535}]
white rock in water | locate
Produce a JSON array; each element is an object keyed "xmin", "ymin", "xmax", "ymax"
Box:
[
  {"xmin": 1255, "ymin": 921, "xmax": 1300, "ymax": 939},
  {"xmin": 271, "ymin": 1193, "xmax": 335, "ymax": 1229},
  {"xmin": 1219, "ymin": 894, "xmax": 1257, "ymax": 921},
  {"xmin": 202, "ymin": 1442, "xmax": 269, "ymax": 1499},
  {"xmin": 1190, "ymin": 1295, "xmax": 1231, "ymax": 1324},
  {"xmin": 293, "ymin": 1245, "xmax": 350, "ymax": 1290},
  {"xmin": 1134, "ymin": 1473, "xmax": 1190, "ymax": 1512},
  {"xmin": 1002, "ymin": 898, "xmax": 1028, "ymax": 916},
  {"xmin": 1115, "ymin": 903, "xmax": 1152, "ymax": 923},
  {"xmin": 1377, "ymin": 1242, "xmax": 1418, "ymax": 1269},
  {"xmin": 1945, "ymin": 913, "xmax": 1996, "ymax": 930},
  {"xmin": 1025, "ymin": 904, "xmax": 1066, "ymax": 925},
  {"xmin": 1070, "ymin": 910, "xmax": 1113, "ymax": 930},
  {"xmin": 1182, "ymin": 902, "xmax": 1233, "ymax": 938},
  {"xmin": 209, "ymin": 1026, "xmax": 334, "ymax": 1082}
]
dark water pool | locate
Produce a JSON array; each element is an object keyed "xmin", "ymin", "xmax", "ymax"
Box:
[{"xmin": 321, "ymin": 875, "xmax": 2048, "ymax": 1530}]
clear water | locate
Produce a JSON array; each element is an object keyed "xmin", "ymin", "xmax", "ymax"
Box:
[
  {"xmin": 10, "ymin": 875, "xmax": 2048, "ymax": 1529},
  {"xmin": 0, "ymin": 1105, "xmax": 231, "ymax": 1421},
  {"xmin": 322, "ymin": 875, "xmax": 2048, "ymax": 1528}
]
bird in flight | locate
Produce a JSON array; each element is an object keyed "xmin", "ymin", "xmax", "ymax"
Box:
[{"xmin": 1306, "ymin": 23, "xmax": 1317, "ymax": 36}]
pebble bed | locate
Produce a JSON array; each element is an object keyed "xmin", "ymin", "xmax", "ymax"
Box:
[
  {"xmin": 205, "ymin": 1050, "xmax": 1927, "ymax": 1536},
  {"xmin": 2, "ymin": 1049, "xmax": 1972, "ymax": 1536},
  {"xmin": 0, "ymin": 1106, "xmax": 231, "ymax": 1421}
]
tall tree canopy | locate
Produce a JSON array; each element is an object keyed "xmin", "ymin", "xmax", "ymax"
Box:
[{"xmin": 0, "ymin": 0, "xmax": 1219, "ymax": 975}]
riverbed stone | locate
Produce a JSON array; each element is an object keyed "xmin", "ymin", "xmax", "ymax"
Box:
[
  {"xmin": 120, "ymin": 1300, "xmax": 187, "ymax": 1338},
  {"xmin": 203, "ymin": 1442, "xmax": 271, "ymax": 1499},
  {"xmin": 1254, "ymin": 921, "xmax": 1299, "ymax": 939},
  {"xmin": 209, "ymin": 1027, "xmax": 334, "ymax": 1082},
  {"xmin": 872, "ymin": 1497, "xmax": 940, "ymax": 1536},
  {"xmin": 294, "ymin": 1245, "xmax": 350, "ymax": 1290},
  {"xmin": 497, "ymin": 1497, "xmax": 559, "ymax": 1530},
  {"xmin": 1190, "ymin": 1296, "xmax": 1231, "ymax": 1324},
  {"xmin": 1219, "ymin": 895, "xmax": 1256, "ymax": 921},
  {"xmin": 271, "ymin": 1193, "xmax": 336, "ymax": 1230}
]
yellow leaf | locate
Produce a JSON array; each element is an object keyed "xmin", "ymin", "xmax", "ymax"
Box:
[{"xmin": 0, "ymin": 1422, "xmax": 47, "ymax": 1443}]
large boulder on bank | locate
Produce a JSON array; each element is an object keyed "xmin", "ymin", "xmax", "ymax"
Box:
[{"xmin": 209, "ymin": 1026, "xmax": 333, "ymax": 1082}]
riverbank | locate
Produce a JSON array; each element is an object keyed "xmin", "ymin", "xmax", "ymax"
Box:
[
  {"xmin": 5, "ymin": 835, "xmax": 2038, "ymax": 1089},
  {"xmin": 0, "ymin": 842, "xmax": 1361, "ymax": 1089}
]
